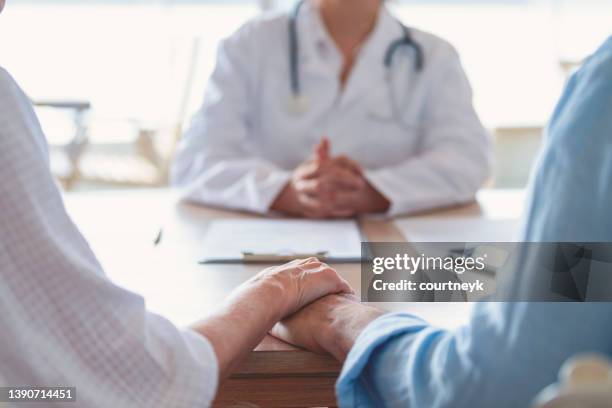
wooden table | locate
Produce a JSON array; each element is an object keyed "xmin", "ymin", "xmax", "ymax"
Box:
[{"xmin": 63, "ymin": 188, "xmax": 525, "ymax": 407}]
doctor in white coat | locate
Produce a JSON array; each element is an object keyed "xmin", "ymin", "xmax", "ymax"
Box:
[{"xmin": 172, "ymin": 0, "xmax": 491, "ymax": 218}]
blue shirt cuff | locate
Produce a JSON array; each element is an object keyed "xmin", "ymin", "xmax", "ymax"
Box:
[{"xmin": 336, "ymin": 312, "xmax": 429, "ymax": 407}]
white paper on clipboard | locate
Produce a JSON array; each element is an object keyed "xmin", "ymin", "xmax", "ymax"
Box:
[{"xmin": 200, "ymin": 219, "xmax": 363, "ymax": 261}]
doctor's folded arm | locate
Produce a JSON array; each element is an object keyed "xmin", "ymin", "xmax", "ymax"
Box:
[{"xmin": 171, "ymin": 0, "xmax": 492, "ymax": 218}]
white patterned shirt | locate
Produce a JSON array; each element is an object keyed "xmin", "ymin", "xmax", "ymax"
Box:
[{"xmin": 0, "ymin": 67, "xmax": 218, "ymax": 407}]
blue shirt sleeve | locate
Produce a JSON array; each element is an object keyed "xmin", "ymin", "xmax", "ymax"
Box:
[
  {"xmin": 336, "ymin": 36, "xmax": 612, "ymax": 408},
  {"xmin": 338, "ymin": 303, "xmax": 612, "ymax": 408},
  {"xmin": 336, "ymin": 313, "xmax": 431, "ymax": 407}
]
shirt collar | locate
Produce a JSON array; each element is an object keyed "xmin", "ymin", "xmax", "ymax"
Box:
[
  {"xmin": 297, "ymin": 1, "xmax": 404, "ymax": 72},
  {"xmin": 296, "ymin": 2, "xmax": 405, "ymax": 107}
]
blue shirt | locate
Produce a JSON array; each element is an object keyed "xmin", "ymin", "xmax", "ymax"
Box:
[{"xmin": 336, "ymin": 37, "xmax": 612, "ymax": 408}]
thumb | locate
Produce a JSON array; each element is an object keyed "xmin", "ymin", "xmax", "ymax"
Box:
[{"xmin": 316, "ymin": 137, "xmax": 330, "ymax": 162}]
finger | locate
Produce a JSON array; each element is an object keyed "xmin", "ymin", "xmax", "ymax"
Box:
[
  {"xmin": 303, "ymin": 260, "xmax": 330, "ymax": 270},
  {"xmin": 325, "ymin": 273, "xmax": 354, "ymax": 296},
  {"xmin": 290, "ymin": 269, "xmax": 355, "ymax": 316},
  {"xmin": 316, "ymin": 137, "xmax": 330, "ymax": 162},
  {"xmin": 298, "ymin": 195, "xmax": 333, "ymax": 219},
  {"xmin": 296, "ymin": 189, "xmax": 326, "ymax": 208},
  {"xmin": 295, "ymin": 160, "xmax": 323, "ymax": 180},
  {"xmin": 336, "ymin": 279, "xmax": 355, "ymax": 295},
  {"xmin": 320, "ymin": 167, "xmax": 365, "ymax": 191},
  {"xmin": 270, "ymin": 321, "xmax": 327, "ymax": 355},
  {"xmin": 274, "ymin": 258, "xmax": 322, "ymax": 275},
  {"xmin": 298, "ymin": 158, "xmax": 346, "ymax": 184},
  {"xmin": 340, "ymin": 292, "xmax": 360, "ymax": 301},
  {"xmin": 298, "ymin": 190, "xmax": 354, "ymax": 219},
  {"xmin": 293, "ymin": 258, "xmax": 317, "ymax": 265},
  {"xmin": 295, "ymin": 177, "xmax": 337, "ymax": 197},
  {"xmin": 313, "ymin": 267, "xmax": 354, "ymax": 293},
  {"xmin": 299, "ymin": 258, "xmax": 324, "ymax": 268},
  {"xmin": 269, "ymin": 322, "xmax": 306, "ymax": 351},
  {"xmin": 329, "ymin": 275, "xmax": 354, "ymax": 295},
  {"xmin": 330, "ymin": 188, "xmax": 363, "ymax": 209},
  {"xmin": 297, "ymin": 158, "xmax": 355, "ymax": 186},
  {"xmin": 269, "ymin": 322, "xmax": 292, "ymax": 344},
  {"xmin": 334, "ymin": 155, "xmax": 362, "ymax": 175},
  {"xmin": 309, "ymin": 265, "xmax": 355, "ymax": 295},
  {"xmin": 294, "ymin": 178, "xmax": 322, "ymax": 196}
]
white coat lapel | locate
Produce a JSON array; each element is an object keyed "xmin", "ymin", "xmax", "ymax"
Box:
[
  {"xmin": 297, "ymin": 2, "xmax": 338, "ymax": 80},
  {"xmin": 338, "ymin": 8, "xmax": 405, "ymax": 110}
]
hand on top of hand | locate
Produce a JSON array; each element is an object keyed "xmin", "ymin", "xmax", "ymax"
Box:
[
  {"xmin": 272, "ymin": 138, "xmax": 390, "ymax": 218},
  {"xmin": 248, "ymin": 257, "xmax": 354, "ymax": 321},
  {"xmin": 270, "ymin": 293, "xmax": 385, "ymax": 361}
]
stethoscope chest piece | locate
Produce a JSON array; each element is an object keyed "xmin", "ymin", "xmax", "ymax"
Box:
[{"xmin": 286, "ymin": 94, "xmax": 311, "ymax": 116}]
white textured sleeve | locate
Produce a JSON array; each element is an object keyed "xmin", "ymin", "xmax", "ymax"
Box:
[{"xmin": 0, "ymin": 67, "xmax": 218, "ymax": 407}]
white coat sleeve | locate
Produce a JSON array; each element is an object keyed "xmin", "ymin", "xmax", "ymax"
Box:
[
  {"xmin": 171, "ymin": 23, "xmax": 291, "ymax": 214},
  {"xmin": 365, "ymin": 45, "xmax": 492, "ymax": 216}
]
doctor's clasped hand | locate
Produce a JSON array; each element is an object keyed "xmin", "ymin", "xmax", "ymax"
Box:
[{"xmin": 272, "ymin": 138, "xmax": 390, "ymax": 218}]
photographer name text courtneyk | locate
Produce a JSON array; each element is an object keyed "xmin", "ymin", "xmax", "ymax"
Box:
[{"xmin": 371, "ymin": 279, "xmax": 485, "ymax": 293}]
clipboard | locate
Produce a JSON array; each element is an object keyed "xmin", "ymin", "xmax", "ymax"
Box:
[
  {"xmin": 198, "ymin": 219, "xmax": 366, "ymax": 265},
  {"xmin": 199, "ymin": 251, "xmax": 364, "ymax": 264}
]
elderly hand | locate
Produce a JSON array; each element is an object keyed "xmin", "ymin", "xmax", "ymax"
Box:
[
  {"xmin": 193, "ymin": 258, "xmax": 354, "ymax": 380},
  {"xmin": 270, "ymin": 294, "xmax": 385, "ymax": 361},
  {"xmin": 238, "ymin": 258, "xmax": 354, "ymax": 320},
  {"xmin": 272, "ymin": 138, "xmax": 390, "ymax": 218}
]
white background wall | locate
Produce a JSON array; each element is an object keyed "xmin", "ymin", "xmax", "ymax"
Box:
[{"xmin": 0, "ymin": 0, "xmax": 610, "ymax": 186}]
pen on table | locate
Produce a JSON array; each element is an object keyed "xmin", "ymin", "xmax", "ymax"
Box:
[{"xmin": 154, "ymin": 228, "xmax": 163, "ymax": 246}]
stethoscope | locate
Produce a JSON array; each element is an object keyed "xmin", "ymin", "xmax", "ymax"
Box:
[{"xmin": 287, "ymin": 0, "xmax": 425, "ymax": 120}]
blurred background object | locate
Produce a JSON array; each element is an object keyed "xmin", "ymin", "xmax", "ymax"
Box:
[{"xmin": 1, "ymin": 0, "xmax": 610, "ymax": 191}]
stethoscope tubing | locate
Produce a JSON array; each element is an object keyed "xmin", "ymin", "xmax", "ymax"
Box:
[{"xmin": 288, "ymin": 0, "xmax": 424, "ymax": 100}]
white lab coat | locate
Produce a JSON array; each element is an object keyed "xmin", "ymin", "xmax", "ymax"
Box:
[{"xmin": 172, "ymin": 3, "xmax": 491, "ymax": 216}]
